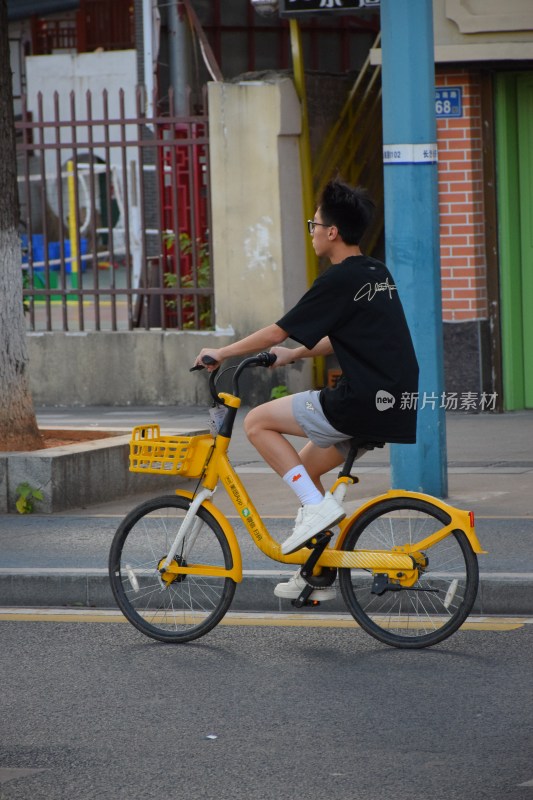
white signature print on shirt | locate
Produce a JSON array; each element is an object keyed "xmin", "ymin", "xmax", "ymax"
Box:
[{"xmin": 354, "ymin": 277, "xmax": 397, "ymax": 302}]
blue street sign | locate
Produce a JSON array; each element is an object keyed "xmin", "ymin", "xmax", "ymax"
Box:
[{"xmin": 435, "ymin": 87, "xmax": 463, "ymax": 118}]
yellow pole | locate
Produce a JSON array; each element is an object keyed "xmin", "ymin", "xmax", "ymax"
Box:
[
  {"xmin": 289, "ymin": 19, "xmax": 317, "ymax": 288},
  {"xmin": 67, "ymin": 159, "xmax": 79, "ymax": 289},
  {"xmin": 289, "ymin": 19, "xmax": 324, "ymax": 386}
]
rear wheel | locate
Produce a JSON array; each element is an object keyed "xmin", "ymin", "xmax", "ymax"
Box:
[
  {"xmin": 109, "ymin": 495, "xmax": 236, "ymax": 643},
  {"xmin": 338, "ymin": 497, "xmax": 479, "ymax": 648}
]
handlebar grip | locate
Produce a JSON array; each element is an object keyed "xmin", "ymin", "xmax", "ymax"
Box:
[
  {"xmin": 256, "ymin": 351, "xmax": 277, "ymax": 367},
  {"xmin": 190, "ymin": 355, "xmax": 218, "ymax": 372}
]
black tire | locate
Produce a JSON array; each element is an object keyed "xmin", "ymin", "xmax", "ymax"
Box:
[
  {"xmin": 338, "ymin": 497, "xmax": 479, "ymax": 649},
  {"xmin": 109, "ymin": 495, "xmax": 236, "ymax": 643}
]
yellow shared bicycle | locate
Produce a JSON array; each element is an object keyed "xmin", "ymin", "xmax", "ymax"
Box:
[{"xmin": 108, "ymin": 353, "xmax": 486, "ymax": 649}]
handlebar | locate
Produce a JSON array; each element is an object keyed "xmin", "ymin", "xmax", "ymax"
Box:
[
  {"xmin": 230, "ymin": 352, "xmax": 277, "ymax": 398},
  {"xmin": 189, "ymin": 355, "xmax": 219, "ymax": 372},
  {"xmin": 190, "ymin": 352, "xmax": 277, "ymax": 405}
]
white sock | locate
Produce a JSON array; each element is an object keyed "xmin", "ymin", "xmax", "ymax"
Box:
[{"xmin": 283, "ymin": 465, "xmax": 323, "ymax": 506}]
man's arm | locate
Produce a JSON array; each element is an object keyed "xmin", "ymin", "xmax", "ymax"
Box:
[
  {"xmin": 194, "ymin": 323, "xmax": 288, "ymax": 369},
  {"xmin": 269, "ymin": 337, "xmax": 333, "ymax": 366}
]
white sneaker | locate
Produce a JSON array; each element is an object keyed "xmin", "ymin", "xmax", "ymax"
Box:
[
  {"xmin": 274, "ymin": 571, "xmax": 336, "ymax": 602},
  {"xmin": 281, "ymin": 492, "xmax": 345, "ymax": 555}
]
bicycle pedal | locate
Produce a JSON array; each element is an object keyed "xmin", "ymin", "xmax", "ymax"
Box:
[
  {"xmin": 307, "ymin": 530, "xmax": 333, "ymax": 549},
  {"xmin": 290, "ymin": 580, "xmax": 318, "ymax": 609},
  {"xmin": 291, "ymin": 597, "xmax": 320, "ymax": 609}
]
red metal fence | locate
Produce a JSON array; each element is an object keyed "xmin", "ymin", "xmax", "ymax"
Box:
[{"xmin": 16, "ymin": 88, "xmax": 212, "ymax": 333}]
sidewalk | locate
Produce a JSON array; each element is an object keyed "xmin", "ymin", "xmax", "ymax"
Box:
[{"xmin": 0, "ymin": 406, "xmax": 532, "ymax": 614}]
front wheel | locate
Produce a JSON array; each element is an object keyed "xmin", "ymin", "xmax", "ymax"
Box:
[
  {"xmin": 109, "ymin": 495, "xmax": 236, "ymax": 643},
  {"xmin": 338, "ymin": 497, "xmax": 479, "ymax": 649}
]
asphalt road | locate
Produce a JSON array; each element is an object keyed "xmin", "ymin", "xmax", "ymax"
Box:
[{"xmin": 0, "ymin": 613, "xmax": 532, "ymax": 800}]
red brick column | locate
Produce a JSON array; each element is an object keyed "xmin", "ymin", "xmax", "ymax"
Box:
[{"xmin": 436, "ymin": 70, "xmax": 488, "ymax": 322}]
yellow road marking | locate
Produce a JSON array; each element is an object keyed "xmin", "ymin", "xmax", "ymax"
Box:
[
  {"xmin": 0, "ymin": 609, "xmax": 527, "ymax": 631},
  {"xmin": 0, "ymin": 612, "xmax": 127, "ymax": 624},
  {"xmin": 440, "ymin": 621, "xmax": 522, "ymax": 631},
  {"xmin": 225, "ymin": 617, "xmax": 523, "ymax": 631}
]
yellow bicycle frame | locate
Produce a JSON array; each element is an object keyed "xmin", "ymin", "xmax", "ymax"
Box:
[{"xmin": 165, "ymin": 396, "xmax": 486, "ymax": 586}]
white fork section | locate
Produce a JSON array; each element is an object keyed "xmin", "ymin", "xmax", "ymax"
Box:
[{"xmin": 161, "ymin": 489, "xmax": 214, "ymax": 570}]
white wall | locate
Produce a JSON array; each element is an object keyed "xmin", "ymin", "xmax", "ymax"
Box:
[
  {"xmin": 25, "ymin": 50, "xmax": 138, "ymax": 163},
  {"xmin": 25, "ymin": 51, "xmax": 142, "ymax": 279}
]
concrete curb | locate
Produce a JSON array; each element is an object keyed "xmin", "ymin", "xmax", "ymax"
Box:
[
  {"xmin": 0, "ymin": 570, "xmax": 531, "ymax": 616},
  {"xmin": 0, "ymin": 432, "xmax": 207, "ymax": 514}
]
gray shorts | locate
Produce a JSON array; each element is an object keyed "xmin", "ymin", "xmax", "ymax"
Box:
[{"xmin": 292, "ymin": 390, "xmax": 358, "ymax": 459}]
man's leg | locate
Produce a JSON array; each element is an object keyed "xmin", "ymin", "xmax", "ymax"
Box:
[
  {"xmin": 244, "ymin": 396, "xmax": 345, "ymax": 554},
  {"xmin": 298, "ymin": 440, "xmax": 345, "ymax": 493},
  {"xmin": 244, "ymin": 396, "xmax": 323, "ymax": 505},
  {"xmin": 244, "ymin": 397, "xmax": 345, "ymax": 479},
  {"xmin": 273, "ymin": 439, "xmax": 346, "ymax": 600},
  {"xmin": 243, "ymin": 395, "xmax": 307, "ymax": 476}
]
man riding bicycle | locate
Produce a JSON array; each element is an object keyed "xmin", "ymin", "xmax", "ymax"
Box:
[{"xmin": 194, "ymin": 179, "xmax": 419, "ymax": 601}]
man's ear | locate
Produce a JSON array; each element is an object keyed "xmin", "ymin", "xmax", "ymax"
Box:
[{"xmin": 328, "ymin": 225, "xmax": 339, "ymax": 240}]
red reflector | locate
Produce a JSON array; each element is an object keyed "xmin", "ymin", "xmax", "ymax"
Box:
[{"xmin": 469, "ymin": 511, "xmax": 475, "ymax": 527}]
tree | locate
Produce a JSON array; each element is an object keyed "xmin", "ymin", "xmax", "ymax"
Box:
[{"xmin": 0, "ymin": 0, "xmax": 43, "ymax": 451}]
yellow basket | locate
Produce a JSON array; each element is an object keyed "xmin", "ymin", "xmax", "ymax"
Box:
[{"xmin": 129, "ymin": 425, "xmax": 214, "ymax": 478}]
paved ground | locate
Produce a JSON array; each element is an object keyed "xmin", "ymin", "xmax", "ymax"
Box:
[
  {"xmin": 0, "ymin": 406, "xmax": 532, "ymax": 613},
  {"xmin": 1, "ymin": 614, "xmax": 532, "ymax": 800}
]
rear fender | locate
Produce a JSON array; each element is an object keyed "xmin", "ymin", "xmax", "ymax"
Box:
[{"xmin": 337, "ymin": 490, "xmax": 486, "ymax": 554}]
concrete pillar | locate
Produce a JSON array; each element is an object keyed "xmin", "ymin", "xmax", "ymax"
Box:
[{"xmin": 208, "ymin": 78, "xmax": 309, "ymax": 342}]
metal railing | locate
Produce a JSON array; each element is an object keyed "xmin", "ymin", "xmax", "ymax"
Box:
[{"xmin": 16, "ymin": 88, "xmax": 212, "ymax": 332}]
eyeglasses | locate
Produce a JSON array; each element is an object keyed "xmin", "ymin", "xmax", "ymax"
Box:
[{"xmin": 307, "ymin": 219, "xmax": 330, "ymax": 235}]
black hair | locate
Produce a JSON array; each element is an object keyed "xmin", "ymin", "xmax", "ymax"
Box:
[{"xmin": 318, "ymin": 180, "xmax": 375, "ymax": 245}]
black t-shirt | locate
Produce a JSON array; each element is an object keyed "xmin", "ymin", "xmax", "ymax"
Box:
[{"xmin": 276, "ymin": 255, "xmax": 419, "ymax": 443}]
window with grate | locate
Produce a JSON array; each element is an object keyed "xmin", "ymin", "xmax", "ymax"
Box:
[
  {"xmin": 194, "ymin": 0, "xmax": 378, "ymax": 78},
  {"xmin": 77, "ymin": 0, "xmax": 135, "ymax": 52}
]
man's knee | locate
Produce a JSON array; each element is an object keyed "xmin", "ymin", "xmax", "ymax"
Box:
[
  {"xmin": 243, "ymin": 407, "xmax": 263, "ymax": 440},
  {"xmin": 244, "ymin": 397, "xmax": 302, "ymax": 441}
]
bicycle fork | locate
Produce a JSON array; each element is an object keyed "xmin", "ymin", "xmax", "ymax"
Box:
[{"xmin": 157, "ymin": 489, "xmax": 214, "ymax": 588}]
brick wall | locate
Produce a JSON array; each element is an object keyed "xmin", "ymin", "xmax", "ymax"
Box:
[{"xmin": 436, "ymin": 70, "xmax": 488, "ymax": 322}]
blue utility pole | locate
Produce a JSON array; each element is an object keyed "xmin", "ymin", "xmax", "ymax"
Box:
[{"xmin": 380, "ymin": 0, "xmax": 448, "ymax": 497}]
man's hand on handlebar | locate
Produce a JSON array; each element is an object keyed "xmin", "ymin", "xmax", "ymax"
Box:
[
  {"xmin": 191, "ymin": 349, "xmax": 279, "ymax": 378},
  {"xmin": 192, "ymin": 348, "xmax": 224, "ymax": 372},
  {"xmin": 268, "ymin": 345, "xmax": 297, "ymax": 367}
]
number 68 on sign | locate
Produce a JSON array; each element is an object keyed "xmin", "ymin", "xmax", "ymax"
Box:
[{"xmin": 435, "ymin": 87, "xmax": 463, "ymax": 118}]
